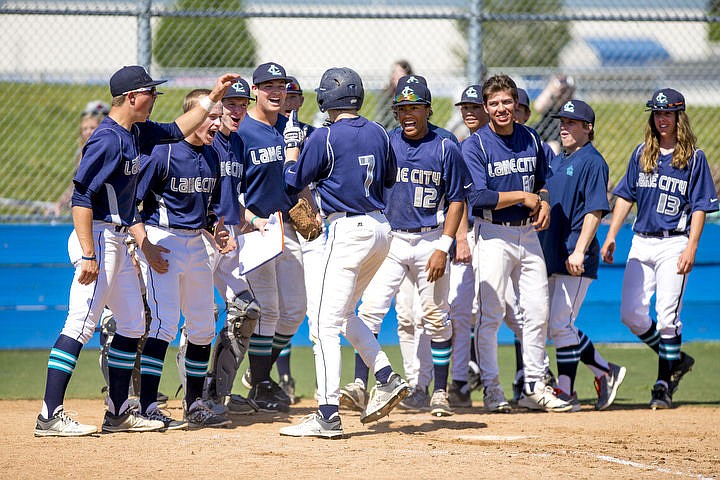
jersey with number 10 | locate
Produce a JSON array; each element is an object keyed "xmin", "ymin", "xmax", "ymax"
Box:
[
  {"xmin": 284, "ymin": 116, "xmax": 396, "ymax": 215},
  {"xmin": 462, "ymin": 123, "xmax": 548, "ymax": 223},
  {"xmin": 613, "ymin": 144, "xmax": 718, "ymax": 233}
]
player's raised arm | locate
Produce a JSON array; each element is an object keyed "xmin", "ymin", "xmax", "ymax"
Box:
[{"xmin": 175, "ymin": 73, "xmax": 240, "ymax": 136}]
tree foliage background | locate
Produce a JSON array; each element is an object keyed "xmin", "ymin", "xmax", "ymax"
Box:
[
  {"xmin": 458, "ymin": 0, "xmax": 571, "ymax": 68},
  {"xmin": 154, "ymin": 0, "xmax": 257, "ymax": 69}
]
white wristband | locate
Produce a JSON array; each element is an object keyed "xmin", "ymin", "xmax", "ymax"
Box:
[
  {"xmin": 199, "ymin": 96, "xmax": 217, "ymax": 113},
  {"xmin": 436, "ymin": 234, "xmax": 454, "ymax": 253}
]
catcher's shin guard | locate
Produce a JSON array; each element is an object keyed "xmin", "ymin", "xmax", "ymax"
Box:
[{"xmin": 203, "ymin": 292, "xmax": 260, "ymax": 399}]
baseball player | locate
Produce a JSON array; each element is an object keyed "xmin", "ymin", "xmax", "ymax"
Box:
[
  {"xmin": 601, "ymin": 88, "xmax": 718, "ymax": 409},
  {"xmin": 274, "ymin": 75, "xmax": 319, "ymax": 404},
  {"xmin": 193, "ymin": 78, "xmax": 262, "ymax": 416},
  {"xmin": 443, "ymin": 84, "xmax": 487, "ymax": 408},
  {"xmin": 539, "ymin": 99, "xmax": 626, "ymax": 412},
  {"xmin": 507, "ymin": 88, "xmax": 557, "ymax": 403},
  {"xmin": 348, "ymin": 80, "xmax": 468, "ymax": 417},
  {"xmin": 34, "ymin": 67, "xmax": 236, "ymax": 437},
  {"xmin": 233, "ymin": 62, "xmax": 305, "ymax": 412},
  {"xmin": 280, "ymin": 67, "xmax": 410, "ymax": 438},
  {"xmin": 349, "ymin": 74, "xmax": 459, "ymax": 412},
  {"xmin": 462, "ymin": 74, "xmax": 571, "ymax": 413},
  {"xmin": 132, "ymin": 89, "xmax": 234, "ymax": 429}
]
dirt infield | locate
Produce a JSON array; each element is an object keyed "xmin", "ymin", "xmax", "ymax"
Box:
[{"xmin": 4, "ymin": 399, "xmax": 718, "ymax": 479}]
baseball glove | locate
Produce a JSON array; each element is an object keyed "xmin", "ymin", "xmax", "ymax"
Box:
[{"xmin": 288, "ymin": 198, "xmax": 321, "ymax": 241}]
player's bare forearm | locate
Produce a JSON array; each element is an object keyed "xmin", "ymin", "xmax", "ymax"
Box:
[
  {"xmin": 495, "ymin": 190, "xmax": 538, "ymax": 211},
  {"xmin": 601, "ymin": 197, "xmax": 633, "ymax": 264},
  {"xmin": 574, "ymin": 211, "xmax": 602, "ymax": 255},
  {"xmin": 175, "ymin": 73, "xmax": 239, "ymax": 135},
  {"xmin": 71, "ymin": 206, "xmax": 99, "ymax": 284},
  {"xmin": 678, "ymin": 211, "xmax": 706, "ymax": 274},
  {"xmin": 442, "ymin": 201, "xmax": 464, "ymax": 239}
]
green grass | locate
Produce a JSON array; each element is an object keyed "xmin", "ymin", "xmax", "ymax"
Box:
[
  {"xmin": 3, "ymin": 82, "xmax": 719, "ymax": 217},
  {"xmin": 4, "ymin": 342, "xmax": 718, "ymax": 407}
]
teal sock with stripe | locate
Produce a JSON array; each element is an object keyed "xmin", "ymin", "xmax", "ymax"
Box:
[
  {"xmin": 638, "ymin": 322, "xmax": 661, "ymax": 354},
  {"xmin": 42, "ymin": 334, "xmax": 83, "ymax": 418},
  {"xmin": 270, "ymin": 333, "xmax": 293, "ymax": 364},
  {"xmin": 249, "ymin": 334, "xmax": 273, "ymax": 384},
  {"xmin": 431, "ymin": 339, "xmax": 452, "ymax": 392},
  {"xmin": 184, "ymin": 342, "xmax": 211, "ymax": 405},
  {"xmin": 107, "ymin": 334, "xmax": 140, "ymax": 415},
  {"xmin": 658, "ymin": 335, "xmax": 681, "ymax": 384},
  {"xmin": 138, "ymin": 337, "xmax": 168, "ymax": 414}
]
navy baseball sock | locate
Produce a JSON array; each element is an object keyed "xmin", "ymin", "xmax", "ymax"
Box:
[
  {"xmin": 374, "ymin": 365, "xmax": 393, "ymax": 385},
  {"xmin": 276, "ymin": 346, "xmax": 292, "ymax": 377},
  {"xmin": 107, "ymin": 334, "xmax": 140, "ymax": 415},
  {"xmin": 270, "ymin": 332, "xmax": 293, "ymax": 365},
  {"xmin": 353, "ymin": 350, "xmax": 370, "ymax": 386},
  {"xmin": 556, "ymin": 344, "xmax": 581, "ymax": 394},
  {"xmin": 638, "ymin": 322, "xmax": 661, "ymax": 354},
  {"xmin": 184, "ymin": 341, "xmax": 211, "ymax": 405},
  {"xmin": 42, "ymin": 334, "xmax": 83, "ymax": 419},
  {"xmin": 513, "ymin": 338, "xmax": 523, "ymax": 375},
  {"xmin": 577, "ymin": 330, "xmax": 609, "ymax": 374},
  {"xmin": 319, "ymin": 404, "xmax": 338, "ymax": 420},
  {"xmin": 431, "ymin": 339, "xmax": 452, "ymax": 392},
  {"xmin": 658, "ymin": 335, "xmax": 682, "ymax": 384},
  {"xmin": 249, "ymin": 334, "xmax": 273, "ymax": 384},
  {"xmin": 138, "ymin": 337, "xmax": 168, "ymax": 414}
]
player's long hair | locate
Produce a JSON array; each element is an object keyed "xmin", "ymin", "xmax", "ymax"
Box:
[{"xmin": 640, "ymin": 111, "xmax": 696, "ymax": 172}]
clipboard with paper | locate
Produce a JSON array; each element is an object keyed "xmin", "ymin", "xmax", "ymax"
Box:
[{"xmin": 237, "ymin": 212, "xmax": 285, "ymax": 275}]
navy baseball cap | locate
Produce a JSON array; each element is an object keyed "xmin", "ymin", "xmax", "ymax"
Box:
[
  {"xmin": 455, "ymin": 84, "xmax": 483, "ymax": 106},
  {"xmin": 398, "ymin": 74, "xmax": 428, "ymax": 87},
  {"xmin": 517, "ymin": 88, "xmax": 530, "ymax": 109},
  {"xmin": 551, "ymin": 99, "xmax": 595, "ymax": 124},
  {"xmin": 109, "ymin": 65, "xmax": 166, "ymax": 97},
  {"xmin": 252, "ymin": 62, "xmax": 289, "ymax": 85},
  {"xmin": 286, "ymin": 76, "xmax": 303, "ymax": 94},
  {"xmin": 223, "ymin": 78, "xmax": 252, "ymax": 100},
  {"xmin": 393, "ymin": 82, "xmax": 432, "ymax": 106},
  {"xmin": 646, "ymin": 88, "xmax": 685, "ymax": 112}
]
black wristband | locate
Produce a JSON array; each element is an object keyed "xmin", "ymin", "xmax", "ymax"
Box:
[
  {"xmin": 538, "ymin": 190, "xmax": 550, "ymax": 203},
  {"xmin": 81, "ymin": 255, "xmax": 96, "ymax": 261}
]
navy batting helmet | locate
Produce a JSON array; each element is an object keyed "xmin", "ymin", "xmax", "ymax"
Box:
[{"xmin": 316, "ymin": 67, "xmax": 364, "ymax": 113}]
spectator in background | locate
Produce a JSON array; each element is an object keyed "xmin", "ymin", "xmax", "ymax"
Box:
[
  {"xmin": 54, "ymin": 101, "xmax": 110, "ymax": 216},
  {"xmin": 375, "ymin": 59, "xmax": 414, "ymax": 129},
  {"xmin": 533, "ymin": 75, "xmax": 575, "ymax": 153}
]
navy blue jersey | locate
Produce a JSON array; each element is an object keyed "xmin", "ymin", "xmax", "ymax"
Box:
[
  {"xmin": 540, "ymin": 143, "xmax": 610, "ymax": 278},
  {"xmin": 284, "ymin": 116, "xmax": 396, "ymax": 215},
  {"xmin": 389, "ymin": 122, "xmax": 459, "ymax": 146},
  {"xmin": 614, "ymin": 144, "xmax": 719, "ymax": 233},
  {"xmin": 385, "ymin": 130, "xmax": 469, "ymax": 230},
  {"xmin": 462, "ymin": 123, "xmax": 548, "ymax": 223},
  {"xmin": 212, "ymin": 131, "xmax": 245, "ymax": 226},
  {"xmin": 234, "ymin": 114, "xmax": 297, "ymax": 218},
  {"xmin": 136, "ymin": 141, "xmax": 220, "ymax": 230},
  {"xmin": 72, "ymin": 116, "xmax": 184, "ymax": 225}
]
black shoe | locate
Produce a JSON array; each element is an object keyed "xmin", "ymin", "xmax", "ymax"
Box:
[
  {"xmin": 248, "ymin": 381, "xmax": 290, "ymax": 413},
  {"xmin": 650, "ymin": 383, "xmax": 672, "ymax": 410},
  {"xmin": 669, "ymin": 352, "xmax": 695, "ymax": 395}
]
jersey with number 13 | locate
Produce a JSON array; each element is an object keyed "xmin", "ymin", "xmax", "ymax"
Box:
[{"xmin": 613, "ymin": 144, "xmax": 718, "ymax": 233}]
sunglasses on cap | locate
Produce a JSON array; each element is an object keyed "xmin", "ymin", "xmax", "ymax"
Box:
[
  {"xmin": 122, "ymin": 86, "xmax": 162, "ymax": 96},
  {"xmin": 393, "ymin": 92, "xmax": 428, "ymax": 104}
]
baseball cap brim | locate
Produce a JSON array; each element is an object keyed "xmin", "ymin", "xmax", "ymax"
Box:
[{"xmin": 550, "ymin": 111, "xmax": 593, "ymax": 123}]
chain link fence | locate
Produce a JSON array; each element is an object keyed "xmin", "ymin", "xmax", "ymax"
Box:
[{"xmin": 1, "ymin": 0, "xmax": 719, "ymax": 222}]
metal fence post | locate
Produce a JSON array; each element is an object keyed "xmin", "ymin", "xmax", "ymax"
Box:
[
  {"xmin": 466, "ymin": 0, "xmax": 483, "ymax": 84},
  {"xmin": 137, "ymin": 0, "xmax": 152, "ymax": 70}
]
